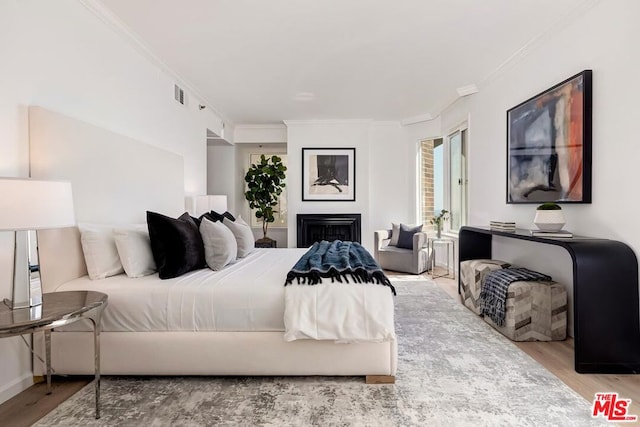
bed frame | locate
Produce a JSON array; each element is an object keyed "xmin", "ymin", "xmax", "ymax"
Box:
[{"xmin": 29, "ymin": 107, "xmax": 397, "ymax": 382}]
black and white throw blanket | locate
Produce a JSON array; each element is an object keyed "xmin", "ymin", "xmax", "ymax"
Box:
[
  {"xmin": 285, "ymin": 240, "xmax": 396, "ymax": 295},
  {"xmin": 283, "ymin": 240, "xmax": 396, "ymax": 342},
  {"xmin": 480, "ymin": 267, "xmax": 552, "ymax": 326}
]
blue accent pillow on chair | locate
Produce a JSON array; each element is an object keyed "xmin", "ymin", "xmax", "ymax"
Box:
[{"xmin": 396, "ymin": 224, "xmax": 423, "ymax": 249}]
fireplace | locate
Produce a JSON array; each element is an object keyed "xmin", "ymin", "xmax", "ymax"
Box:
[{"xmin": 297, "ymin": 214, "xmax": 361, "ymax": 248}]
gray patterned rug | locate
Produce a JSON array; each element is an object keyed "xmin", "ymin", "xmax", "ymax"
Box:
[{"xmin": 36, "ymin": 278, "xmax": 606, "ymax": 426}]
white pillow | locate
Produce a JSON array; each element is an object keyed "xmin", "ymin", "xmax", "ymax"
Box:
[
  {"xmin": 79, "ymin": 224, "xmax": 124, "ymax": 280},
  {"xmin": 223, "ymin": 215, "xmax": 255, "ymax": 258},
  {"xmin": 113, "ymin": 226, "xmax": 157, "ymax": 278},
  {"xmin": 200, "ymin": 217, "xmax": 237, "ymax": 270},
  {"xmin": 389, "ymin": 223, "xmax": 400, "ymax": 246}
]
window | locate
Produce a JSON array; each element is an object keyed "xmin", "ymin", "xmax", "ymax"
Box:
[
  {"xmin": 420, "ymin": 125, "xmax": 468, "ymax": 232},
  {"xmin": 448, "ymin": 128, "xmax": 468, "ymax": 231}
]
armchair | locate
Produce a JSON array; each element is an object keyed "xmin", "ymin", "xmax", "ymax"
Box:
[{"xmin": 374, "ymin": 229, "xmax": 433, "ymax": 274}]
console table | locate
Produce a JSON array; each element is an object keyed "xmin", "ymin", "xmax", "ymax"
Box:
[{"xmin": 459, "ymin": 226, "xmax": 640, "ymax": 374}]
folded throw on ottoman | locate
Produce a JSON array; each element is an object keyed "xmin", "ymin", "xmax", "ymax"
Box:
[{"xmin": 480, "ymin": 267, "xmax": 551, "ymax": 326}]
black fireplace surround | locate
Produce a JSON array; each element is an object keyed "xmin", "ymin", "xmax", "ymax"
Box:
[{"xmin": 297, "ymin": 214, "xmax": 361, "ymax": 248}]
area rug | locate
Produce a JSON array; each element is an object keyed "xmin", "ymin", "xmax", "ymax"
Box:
[{"xmin": 36, "ymin": 279, "xmax": 606, "ymax": 426}]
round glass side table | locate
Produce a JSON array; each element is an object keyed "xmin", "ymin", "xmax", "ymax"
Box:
[{"xmin": 0, "ymin": 291, "xmax": 108, "ymax": 419}]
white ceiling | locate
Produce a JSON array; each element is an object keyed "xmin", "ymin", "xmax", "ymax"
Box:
[{"xmin": 99, "ymin": 0, "xmax": 588, "ymax": 125}]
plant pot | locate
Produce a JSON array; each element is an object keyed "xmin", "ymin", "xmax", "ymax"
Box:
[
  {"xmin": 533, "ymin": 210, "xmax": 565, "ymax": 231},
  {"xmin": 255, "ymin": 237, "xmax": 277, "ymax": 248}
]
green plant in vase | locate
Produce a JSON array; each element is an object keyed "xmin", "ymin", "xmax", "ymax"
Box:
[
  {"xmin": 244, "ymin": 154, "xmax": 287, "ymax": 245},
  {"xmin": 430, "ymin": 209, "xmax": 449, "ymax": 239}
]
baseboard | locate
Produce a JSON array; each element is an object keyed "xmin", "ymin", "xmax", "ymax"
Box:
[{"xmin": 0, "ymin": 372, "xmax": 34, "ymax": 404}]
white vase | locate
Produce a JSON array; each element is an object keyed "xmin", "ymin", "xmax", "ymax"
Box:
[{"xmin": 533, "ymin": 210, "xmax": 565, "ymax": 231}]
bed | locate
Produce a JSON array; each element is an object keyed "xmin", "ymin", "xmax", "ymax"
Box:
[{"xmin": 29, "ymin": 107, "xmax": 397, "ymax": 382}]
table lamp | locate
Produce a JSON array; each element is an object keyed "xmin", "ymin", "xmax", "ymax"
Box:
[
  {"xmin": 0, "ymin": 178, "xmax": 75, "ymax": 309},
  {"xmin": 185, "ymin": 195, "xmax": 228, "ymax": 217}
]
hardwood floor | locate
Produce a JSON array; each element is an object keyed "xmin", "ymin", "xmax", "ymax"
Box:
[
  {"xmin": 0, "ymin": 376, "xmax": 90, "ymax": 427},
  {"xmin": 1, "ymin": 272, "xmax": 639, "ymax": 425}
]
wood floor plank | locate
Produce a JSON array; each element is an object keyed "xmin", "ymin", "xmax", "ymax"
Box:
[{"xmin": 0, "ymin": 376, "xmax": 90, "ymax": 427}]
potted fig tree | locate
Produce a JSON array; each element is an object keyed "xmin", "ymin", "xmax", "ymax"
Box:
[{"xmin": 244, "ymin": 154, "xmax": 287, "ymax": 247}]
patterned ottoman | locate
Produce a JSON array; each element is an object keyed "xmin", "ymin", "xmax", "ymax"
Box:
[
  {"xmin": 483, "ymin": 280, "xmax": 567, "ymax": 341},
  {"xmin": 459, "ymin": 259, "xmax": 509, "ymax": 315}
]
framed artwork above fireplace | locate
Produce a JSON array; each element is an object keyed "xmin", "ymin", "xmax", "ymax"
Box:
[{"xmin": 302, "ymin": 147, "xmax": 355, "ymax": 201}]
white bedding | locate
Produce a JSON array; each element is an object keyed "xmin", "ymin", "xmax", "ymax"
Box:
[
  {"xmin": 284, "ymin": 282, "xmax": 396, "ymax": 343},
  {"xmin": 56, "ymin": 248, "xmax": 307, "ymax": 332},
  {"xmin": 56, "ymin": 247, "xmax": 396, "ymax": 343}
]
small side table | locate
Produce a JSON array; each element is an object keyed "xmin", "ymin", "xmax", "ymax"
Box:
[
  {"xmin": 0, "ymin": 291, "xmax": 108, "ymax": 419},
  {"xmin": 428, "ymin": 237, "xmax": 456, "ymax": 279}
]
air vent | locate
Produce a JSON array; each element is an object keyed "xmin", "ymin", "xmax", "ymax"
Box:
[{"xmin": 174, "ymin": 84, "xmax": 185, "ymax": 105}]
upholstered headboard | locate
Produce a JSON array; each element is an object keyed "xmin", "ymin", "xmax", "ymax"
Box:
[{"xmin": 29, "ymin": 106, "xmax": 185, "ymax": 292}]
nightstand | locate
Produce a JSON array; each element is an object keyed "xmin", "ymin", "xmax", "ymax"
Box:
[{"xmin": 0, "ymin": 291, "xmax": 108, "ymax": 419}]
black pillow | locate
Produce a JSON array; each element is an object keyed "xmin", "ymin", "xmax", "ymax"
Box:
[
  {"xmin": 190, "ymin": 215, "xmax": 202, "ymax": 228},
  {"xmin": 397, "ymin": 224, "xmax": 423, "ymax": 250},
  {"xmin": 147, "ymin": 211, "xmax": 206, "ymax": 279},
  {"xmin": 198, "ymin": 212, "xmax": 217, "ymax": 224},
  {"xmin": 210, "ymin": 211, "xmax": 236, "ymax": 222}
]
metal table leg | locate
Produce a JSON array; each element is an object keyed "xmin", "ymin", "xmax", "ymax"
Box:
[
  {"xmin": 87, "ymin": 308, "xmax": 104, "ymax": 419},
  {"xmin": 44, "ymin": 329, "xmax": 52, "ymax": 394}
]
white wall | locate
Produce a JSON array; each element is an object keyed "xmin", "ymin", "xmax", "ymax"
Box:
[
  {"xmin": 444, "ymin": 0, "xmax": 640, "ymax": 241},
  {"xmin": 0, "ymin": 0, "xmax": 215, "ymax": 403},
  {"xmin": 369, "ymin": 122, "xmax": 413, "ymax": 230},
  {"xmin": 234, "ymin": 124, "xmax": 287, "ymax": 144},
  {"xmin": 440, "ymin": 0, "xmax": 640, "ymax": 304},
  {"xmin": 285, "ymin": 120, "xmax": 416, "ymax": 251},
  {"xmin": 207, "ymin": 143, "xmax": 238, "ymax": 214}
]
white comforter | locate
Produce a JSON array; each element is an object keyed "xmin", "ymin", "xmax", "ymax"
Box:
[
  {"xmin": 56, "ymin": 247, "xmax": 396, "ymax": 342},
  {"xmin": 56, "ymin": 248, "xmax": 306, "ymax": 332},
  {"xmin": 283, "ymin": 281, "xmax": 396, "ymax": 343}
]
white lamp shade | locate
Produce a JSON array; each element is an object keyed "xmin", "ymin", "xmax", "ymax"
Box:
[
  {"xmin": 195, "ymin": 195, "xmax": 227, "ymax": 216},
  {"xmin": 0, "ymin": 178, "xmax": 76, "ymax": 230}
]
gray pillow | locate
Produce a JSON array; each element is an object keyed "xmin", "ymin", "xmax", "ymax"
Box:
[
  {"xmin": 200, "ymin": 217, "xmax": 237, "ymax": 270},
  {"xmin": 397, "ymin": 224, "xmax": 423, "ymax": 249},
  {"xmin": 389, "ymin": 223, "xmax": 400, "ymax": 246},
  {"xmin": 223, "ymin": 215, "xmax": 255, "ymax": 258}
]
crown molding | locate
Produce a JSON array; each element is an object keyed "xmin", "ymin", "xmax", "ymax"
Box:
[
  {"xmin": 283, "ymin": 119, "xmax": 373, "ymax": 126},
  {"xmin": 77, "ymin": 0, "xmax": 233, "ymax": 126},
  {"xmin": 234, "ymin": 124, "xmax": 287, "ymax": 130},
  {"xmin": 400, "ymin": 113, "xmax": 434, "ymax": 126},
  {"xmin": 479, "ymin": 0, "xmax": 600, "ymax": 89},
  {"xmin": 371, "ymin": 121, "xmax": 402, "ymax": 127}
]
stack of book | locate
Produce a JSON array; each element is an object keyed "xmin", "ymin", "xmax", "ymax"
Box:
[
  {"xmin": 529, "ymin": 229, "xmax": 573, "ymax": 238},
  {"xmin": 489, "ymin": 221, "xmax": 516, "ymax": 232}
]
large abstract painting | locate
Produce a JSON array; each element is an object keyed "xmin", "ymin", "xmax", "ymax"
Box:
[
  {"xmin": 507, "ymin": 70, "xmax": 592, "ymax": 203},
  {"xmin": 302, "ymin": 147, "xmax": 355, "ymax": 201}
]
